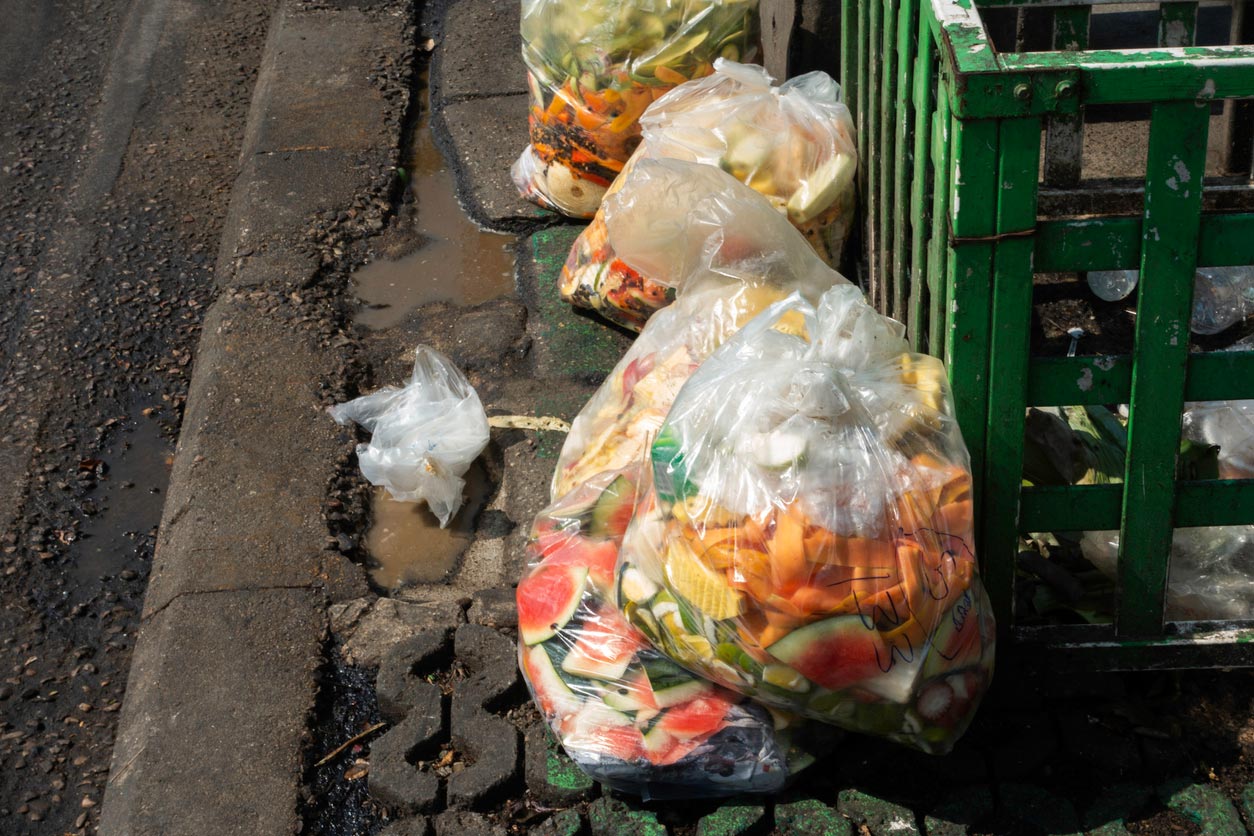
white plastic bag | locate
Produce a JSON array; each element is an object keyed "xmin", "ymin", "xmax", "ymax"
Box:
[{"xmin": 329, "ymin": 346, "xmax": 489, "ymax": 526}]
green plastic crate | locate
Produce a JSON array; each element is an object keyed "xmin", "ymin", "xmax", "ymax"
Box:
[{"xmin": 842, "ymin": 0, "xmax": 1254, "ymax": 668}]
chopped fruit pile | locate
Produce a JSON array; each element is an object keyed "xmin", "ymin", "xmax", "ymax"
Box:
[
  {"xmin": 616, "ymin": 287, "xmax": 996, "ymax": 754},
  {"xmin": 560, "ymin": 61, "xmax": 858, "ymax": 331},
  {"xmin": 513, "ymin": 0, "xmax": 759, "ymax": 217},
  {"xmin": 516, "ymin": 470, "xmax": 828, "ymax": 798}
]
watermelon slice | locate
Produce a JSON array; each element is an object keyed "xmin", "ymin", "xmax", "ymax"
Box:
[
  {"xmin": 534, "ymin": 533, "xmax": 619, "ymax": 591},
  {"xmin": 563, "ymin": 702, "xmax": 639, "ymax": 755},
  {"xmin": 922, "ymin": 590, "xmax": 988, "ymax": 679},
  {"xmin": 641, "ymin": 725, "xmax": 703, "ymax": 766},
  {"xmin": 522, "ymin": 644, "xmax": 583, "ymax": 721},
  {"xmin": 587, "ymin": 475, "xmax": 637, "ymax": 540},
  {"xmin": 601, "ymin": 668, "xmax": 659, "ymax": 714},
  {"xmin": 561, "ymin": 609, "xmax": 647, "ymax": 681},
  {"xmin": 658, "ymin": 691, "xmax": 737, "ymax": 741},
  {"xmin": 767, "ymin": 615, "xmax": 888, "ymax": 693},
  {"xmin": 517, "ymin": 564, "xmax": 588, "ymax": 646}
]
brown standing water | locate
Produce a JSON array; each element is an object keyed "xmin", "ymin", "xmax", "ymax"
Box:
[
  {"xmin": 357, "ymin": 66, "xmax": 513, "ymax": 589},
  {"xmin": 365, "ymin": 463, "xmax": 491, "ymax": 589},
  {"xmin": 352, "ymin": 72, "xmax": 516, "ymax": 330}
]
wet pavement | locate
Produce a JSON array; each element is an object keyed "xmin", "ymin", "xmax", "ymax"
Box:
[
  {"xmin": 353, "ymin": 70, "xmax": 516, "ymax": 331},
  {"xmin": 0, "ymin": 0, "xmax": 275, "ymax": 832}
]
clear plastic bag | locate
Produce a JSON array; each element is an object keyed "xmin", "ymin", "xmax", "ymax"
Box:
[
  {"xmin": 615, "ymin": 287, "xmax": 996, "ymax": 754},
  {"xmin": 329, "ymin": 346, "xmax": 489, "ymax": 526},
  {"xmin": 552, "ymin": 160, "xmax": 846, "ymax": 497},
  {"xmin": 1183, "ymin": 335, "xmax": 1254, "ymax": 480},
  {"xmin": 1080, "ymin": 528, "xmax": 1254, "ymax": 622},
  {"xmin": 560, "ymin": 117, "xmax": 854, "ymax": 332},
  {"xmin": 513, "ymin": 0, "xmax": 761, "ymax": 217},
  {"xmin": 560, "ymin": 62, "xmax": 856, "ymax": 328},
  {"xmin": 1086, "ymin": 265, "xmax": 1254, "ymax": 335},
  {"xmin": 517, "ymin": 468, "xmax": 830, "ymax": 798}
]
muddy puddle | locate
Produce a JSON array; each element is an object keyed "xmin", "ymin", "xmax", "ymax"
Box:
[
  {"xmin": 353, "ymin": 72, "xmax": 516, "ymax": 330},
  {"xmin": 365, "ymin": 463, "xmax": 490, "ymax": 590},
  {"xmin": 68, "ymin": 410, "xmax": 172, "ymax": 595}
]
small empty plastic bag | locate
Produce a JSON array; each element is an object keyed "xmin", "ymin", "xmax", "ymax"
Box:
[{"xmin": 329, "ymin": 346, "xmax": 489, "ymax": 526}]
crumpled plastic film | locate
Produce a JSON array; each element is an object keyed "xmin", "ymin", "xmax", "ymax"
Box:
[
  {"xmin": 560, "ymin": 61, "xmax": 857, "ymax": 329},
  {"xmin": 615, "ymin": 287, "xmax": 996, "ymax": 754},
  {"xmin": 329, "ymin": 346, "xmax": 489, "ymax": 526},
  {"xmin": 513, "ymin": 0, "xmax": 761, "ymax": 217},
  {"xmin": 1080, "ymin": 528, "xmax": 1254, "ymax": 622}
]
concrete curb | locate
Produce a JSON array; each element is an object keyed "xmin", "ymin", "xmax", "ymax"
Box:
[{"xmin": 99, "ymin": 2, "xmax": 413, "ymax": 833}]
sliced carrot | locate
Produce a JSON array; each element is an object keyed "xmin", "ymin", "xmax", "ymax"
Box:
[
  {"xmin": 770, "ymin": 506, "xmax": 809, "ymax": 592},
  {"xmin": 806, "ymin": 533, "xmax": 896, "ymax": 570},
  {"xmin": 933, "ymin": 499, "xmax": 974, "ymax": 539},
  {"xmin": 581, "ymin": 89, "xmax": 610, "ymax": 114},
  {"xmin": 938, "ymin": 468, "xmax": 973, "ymax": 507},
  {"xmin": 788, "ymin": 584, "xmax": 858, "ymax": 617},
  {"xmin": 545, "ymin": 93, "xmax": 568, "ymax": 119},
  {"xmin": 574, "ymin": 106, "xmax": 606, "ymax": 132},
  {"xmin": 652, "ymin": 65, "xmax": 688, "ymax": 86}
]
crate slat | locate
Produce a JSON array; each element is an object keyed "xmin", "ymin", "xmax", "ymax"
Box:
[{"xmin": 1116, "ymin": 101, "xmax": 1211, "ymax": 637}]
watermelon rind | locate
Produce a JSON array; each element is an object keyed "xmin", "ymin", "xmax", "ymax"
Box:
[
  {"xmin": 652, "ymin": 679, "xmax": 713, "ymax": 709},
  {"xmin": 767, "ymin": 614, "xmax": 886, "ymax": 692},
  {"xmin": 523, "ymin": 644, "xmax": 583, "ymax": 720},
  {"xmin": 561, "ymin": 642, "xmax": 633, "ymax": 682},
  {"xmin": 588, "ymin": 475, "xmax": 636, "ymax": 539}
]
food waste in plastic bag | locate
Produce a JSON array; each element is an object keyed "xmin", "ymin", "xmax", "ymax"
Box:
[
  {"xmin": 616, "ymin": 286, "xmax": 996, "ymax": 754},
  {"xmin": 560, "ymin": 62, "xmax": 857, "ymax": 329},
  {"xmin": 329, "ymin": 346, "xmax": 489, "ymax": 526},
  {"xmin": 514, "ymin": 0, "xmax": 761, "ymax": 217},
  {"xmin": 553, "ymin": 161, "xmax": 844, "ymax": 497},
  {"xmin": 557, "ymin": 152, "xmax": 844, "ymax": 336},
  {"xmin": 517, "ymin": 468, "xmax": 833, "ymax": 798}
]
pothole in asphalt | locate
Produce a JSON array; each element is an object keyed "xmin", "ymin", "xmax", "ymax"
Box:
[
  {"xmin": 352, "ymin": 68, "xmax": 516, "ymax": 331},
  {"xmin": 364, "ymin": 462, "xmax": 491, "ymax": 590}
]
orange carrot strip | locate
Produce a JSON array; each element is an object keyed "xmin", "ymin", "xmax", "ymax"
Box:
[{"xmin": 653, "ymin": 65, "xmax": 688, "ymax": 85}]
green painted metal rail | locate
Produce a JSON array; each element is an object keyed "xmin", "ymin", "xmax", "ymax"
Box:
[{"xmin": 843, "ymin": 0, "xmax": 1254, "ymax": 668}]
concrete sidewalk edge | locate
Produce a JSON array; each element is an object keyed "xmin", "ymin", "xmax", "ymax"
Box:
[{"xmin": 99, "ymin": 1, "xmax": 414, "ymax": 833}]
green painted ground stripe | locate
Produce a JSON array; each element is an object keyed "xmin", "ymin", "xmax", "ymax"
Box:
[
  {"xmin": 1028, "ymin": 351, "xmax": 1254, "ymax": 407},
  {"xmin": 1021, "ymin": 480, "xmax": 1254, "ymax": 532},
  {"xmin": 1117, "ymin": 101, "xmax": 1211, "ymax": 638},
  {"xmin": 982, "ymin": 116, "xmax": 1041, "ymax": 632},
  {"xmin": 1034, "ymin": 213, "xmax": 1254, "ymax": 272}
]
